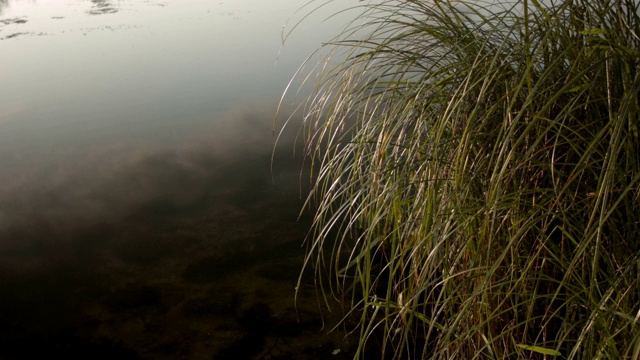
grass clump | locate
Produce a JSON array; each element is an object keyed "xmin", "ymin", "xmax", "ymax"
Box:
[{"xmin": 284, "ymin": 0, "xmax": 640, "ymax": 358}]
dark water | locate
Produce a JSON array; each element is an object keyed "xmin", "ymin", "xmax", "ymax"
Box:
[{"xmin": 0, "ymin": 1, "xmax": 358, "ymax": 358}]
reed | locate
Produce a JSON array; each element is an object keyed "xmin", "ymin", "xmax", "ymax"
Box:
[{"xmin": 284, "ymin": 0, "xmax": 640, "ymax": 358}]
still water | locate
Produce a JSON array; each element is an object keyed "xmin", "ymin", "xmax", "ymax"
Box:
[{"xmin": 0, "ymin": 0, "xmax": 358, "ymax": 358}]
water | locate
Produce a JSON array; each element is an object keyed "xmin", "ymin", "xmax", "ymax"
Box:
[{"xmin": 0, "ymin": 0, "xmax": 359, "ymax": 358}]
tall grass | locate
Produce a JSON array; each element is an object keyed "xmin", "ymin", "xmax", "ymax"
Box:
[{"xmin": 284, "ymin": 0, "xmax": 640, "ymax": 358}]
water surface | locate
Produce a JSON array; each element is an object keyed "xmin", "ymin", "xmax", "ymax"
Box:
[{"xmin": 0, "ymin": 0, "xmax": 359, "ymax": 358}]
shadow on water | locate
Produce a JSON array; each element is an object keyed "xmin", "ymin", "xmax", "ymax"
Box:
[{"xmin": 0, "ymin": 109, "xmax": 359, "ymax": 359}]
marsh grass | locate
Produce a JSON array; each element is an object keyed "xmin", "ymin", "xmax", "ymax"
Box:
[{"xmin": 283, "ymin": 0, "xmax": 640, "ymax": 358}]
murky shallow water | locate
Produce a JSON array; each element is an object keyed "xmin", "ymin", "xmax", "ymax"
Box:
[{"xmin": 0, "ymin": 0, "xmax": 362, "ymax": 358}]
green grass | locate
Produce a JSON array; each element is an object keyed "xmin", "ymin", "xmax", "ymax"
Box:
[{"xmin": 281, "ymin": 0, "xmax": 640, "ymax": 358}]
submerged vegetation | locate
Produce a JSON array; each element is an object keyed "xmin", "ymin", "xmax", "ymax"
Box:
[{"xmin": 283, "ymin": 0, "xmax": 640, "ymax": 358}]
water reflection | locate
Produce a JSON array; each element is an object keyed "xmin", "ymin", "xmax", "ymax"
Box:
[
  {"xmin": 0, "ymin": 0, "xmax": 359, "ymax": 357},
  {"xmin": 0, "ymin": 103, "xmax": 346, "ymax": 359}
]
